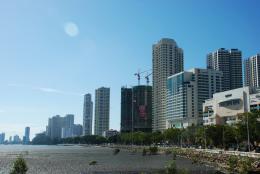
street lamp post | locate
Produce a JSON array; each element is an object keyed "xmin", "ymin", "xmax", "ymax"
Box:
[
  {"xmin": 131, "ymin": 87, "xmax": 137, "ymax": 148},
  {"xmin": 246, "ymin": 112, "xmax": 250, "ymax": 152},
  {"xmin": 131, "ymin": 88, "xmax": 134, "ymax": 148}
]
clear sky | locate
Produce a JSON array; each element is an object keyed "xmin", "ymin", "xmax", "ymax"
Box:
[{"xmin": 0, "ymin": 0, "xmax": 259, "ymax": 139}]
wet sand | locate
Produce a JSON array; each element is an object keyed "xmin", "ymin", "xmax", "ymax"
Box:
[{"xmin": 0, "ymin": 145, "xmax": 217, "ymax": 174}]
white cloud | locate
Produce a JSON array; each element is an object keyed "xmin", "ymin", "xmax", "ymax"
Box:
[
  {"xmin": 8, "ymin": 83, "xmax": 83, "ymax": 96},
  {"xmin": 64, "ymin": 22, "xmax": 79, "ymax": 37},
  {"xmin": 38, "ymin": 87, "xmax": 62, "ymax": 93}
]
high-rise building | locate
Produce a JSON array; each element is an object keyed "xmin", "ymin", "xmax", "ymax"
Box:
[
  {"xmin": 244, "ymin": 54, "xmax": 260, "ymax": 88},
  {"xmin": 13, "ymin": 135, "xmax": 21, "ymax": 144},
  {"xmin": 73, "ymin": 124, "xmax": 83, "ymax": 137},
  {"xmin": 47, "ymin": 115, "xmax": 64, "ymax": 139},
  {"xmin": 83, "ymin": 94, "xmax": 93, "ymax": 135},
  {"xmin": 132, "ymin": 85, "xmax": 152, "ymax": 132},
  {"xmin": 207, "ymin": 48, "xmax": 242, "ymax": 91},
  {"xmin": 94, "ymin": 87, "xmax": 110, "ymax": 136},
  {"xmin": 166, "ymin": 68, "xmax": 222, "ymax": 128},
  {"xmin": 24, "ymin": 127, "xmax": 30, "ymax": 144},
  {"xmin": 152, "ymin": 38, "xmax": 184, "ymax": 131},
  {"xmin": 61, "ymin": 114, "xmax": 74, "ymax": 138},
  {"xmin": 121, "ymin": 86, "xmax": 153, "ymax": 133},
  {"xmin": 120, "ymin": 87, "xmax": 132, "ymax": 132},
  {"xmin": 47, "ymin": 114, "xmax": 82, "ymax": 139},
  {"xmin": 0, "ymin": 133, "xmax": 5, "ymax": 144}
]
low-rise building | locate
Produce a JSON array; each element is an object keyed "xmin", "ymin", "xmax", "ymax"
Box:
[
  {"xmin": 203, "ymin": 87, "xmax": 252, "ymax": 125},
  {"xmin": 103, "ymin": 129, "xmax": 119, "ymax": 138}
]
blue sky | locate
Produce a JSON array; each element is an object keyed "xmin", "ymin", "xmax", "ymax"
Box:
[{"xmin": 0, "ymin": 0, "xmax": 259, "ymax": 139}]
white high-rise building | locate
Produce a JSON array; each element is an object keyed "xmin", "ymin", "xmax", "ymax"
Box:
[
  {"xmin": 152, "ymin": 38, "xmax": 184, "ymax": 131},
  {"xmin": 83, "ymin": 94, "xmax": 93, "ymax": 135},
  {"xmin": 166, "ymin": 68, "xmax": 222, "ymax": 128},
  {"xmin": 94, "ymin": 87, "xmax": 110, "ymax": 136},
  {"xmin": 244, "ymin": 54, "xmax": 260, "ymax": 88},
  {"xmin": 207, "ymin": 48, "xmax": 242, "ymax": 91}
]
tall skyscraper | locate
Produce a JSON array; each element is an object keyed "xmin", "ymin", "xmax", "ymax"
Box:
[
  {"xmin": 94, "ymin": 87, "xmax": 110, "ymax": 136},
  {"xmin": 24, "ymin": 127, "xmax": 30, "ymax": 144},
  {"xmin": 166, "ymin": 68, "xmax": 222, "ymax": 128},
  {"xmin": 152, "ymin": 38, "xmax": 184, "ymax": 131},
  {"xmin": 83, "ymin": 94, "xmax": 93, "ymax": 135},
  {"xmin": 244, "ymin": 54, "xmax": 260, "ymax": 88},
  {"xmin": 207, "ymin": 48, "xmax": 242, "ymax": 91},
  {"xmin": 120, "ymin": 87, "xmax": 132, "ymax": 132},
  {"xmin": 120, "ymin": 86, "xmax": 152, "ymax": 133}
]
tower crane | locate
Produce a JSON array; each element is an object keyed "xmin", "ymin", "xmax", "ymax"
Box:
[
  {"xmin": 145, "ymin": 73, "xmax": 152, "ymax": 85},
  {"xmin": 134, "ymin": 69, "xmax": 151, "ymax": 85}
]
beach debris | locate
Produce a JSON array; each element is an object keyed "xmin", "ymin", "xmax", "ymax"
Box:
[
  {"xmin": 89, "ymin": 161, "xmax": 97, "ymax": 165},
  {"xmin": 113, "ymin": 148, "xmax": 120, "ymax": 155}
]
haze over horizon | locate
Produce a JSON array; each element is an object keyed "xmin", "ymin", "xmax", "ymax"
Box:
[{"xmin": 0, "ymin": 0, "xmax": 260, "ymax": 139}]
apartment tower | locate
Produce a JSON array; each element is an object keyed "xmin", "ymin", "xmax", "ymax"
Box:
[
  {"xmin": 94, "ymin": 87, "xmax": 110, "ymax": 136},
  {"xmin": 152, "ymin": 38, "xmax": 184, "ymax": 131},
  {"xmin": 244, "ymin": 54, "xmax": 260, "ymax": 88},
  {"xmin": 83, "ymin": 94, "xmax": 93, "ymax": 135},
  {"xmin": 207, "ymin": 48, "xmax": 242, "ymax": 91}
]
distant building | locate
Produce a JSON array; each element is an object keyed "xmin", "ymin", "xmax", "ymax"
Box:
[
  {"xmin": 13, "ymin": 135, "xmax": 21, "ymax": 144},
  {"xmin": 61, "ymin": 114, "xmax": 74, "ymax": 138},
  {"xmin": 47, "ymin": 115, "xmax": 64, "ymax": 139},
  {"xmin": 207, "ymin": 48, "xmax": 242, "ymax": 91},
  {"xmin": 120, "ymin": 87, "xmax": 132, "ymax": 132},
  {"xmin": 83, "ymin": 94, "xmax": 93, "ymax": 135},
  {"xmin": 9, "ymin": 136, "xmax": 12, "ymax": 143},
  {"xmin": 166, "ymin": 68, "xmax": 222, "ymax": 128},
  {"xmin": 23, "ymin": 127, "xmax": 30, "ymax": 144},
  {"xmin": 244, "ymin": 54, "xmax": 260, "ymax": 88},
  {"xmin": 0, "ymin": 133, "xmax": 5, "ymax": 144},
  {"xmin": 47, "ymin": 114, "xmax": 75, "ymax": 139},
  {"xmin": 73, "ymin": 124, "xmax": 83, "ymax": 137},
  {"xmin": 153, "ymin": 38, "xmax": 184, "ymax": 131},
  {"xmin": 203, "ymin": 87, "xmax": 251, "ymax": 125},
  {"xmin": 61, "ymin": 127, "xmax": 73, "ymax": 139},
  {"xmin": 94, "ymin": 87, "xmax": 110, "ymax": 136},
  {"xmin": 103, "ymin": 129, "xmax": 119, "ymax": 138}
]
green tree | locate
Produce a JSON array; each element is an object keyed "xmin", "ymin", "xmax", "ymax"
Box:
[
  {"xmin": 237, "ymin": 111, "xmax": 260, "ymax": 148},
  {"xmin": 31, "ymin": 133, "xmax": 52, "ymax": 145},
  {"xmin": 163, "ymin": 128, "xmax": 181, "ymax": 145},
  {"xmin": 10, "ymin": 157, "xmax": 28, "ymax": 174}
]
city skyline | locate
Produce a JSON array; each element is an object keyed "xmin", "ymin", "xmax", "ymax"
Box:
[{"xmin": 0, "ymin": 0, "xmax": 260, "ymax": 138}]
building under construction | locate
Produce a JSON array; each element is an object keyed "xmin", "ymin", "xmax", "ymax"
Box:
[{"xmin": 120, "ymin": 85, "xmax": 152, "ymax": 133}]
